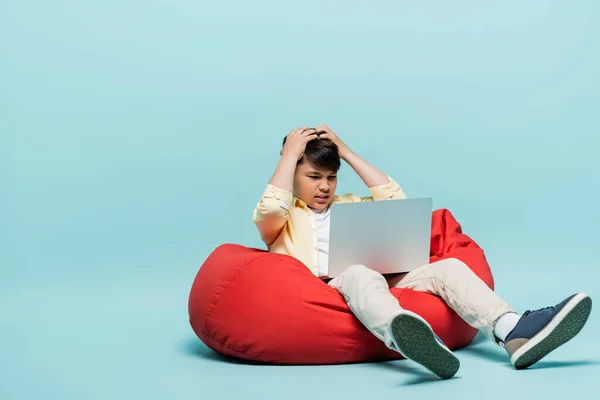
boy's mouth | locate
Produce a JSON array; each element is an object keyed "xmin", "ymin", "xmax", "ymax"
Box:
[{"xmin": 315, "ymin": 195, "xmax": 329, "ymax": 203}]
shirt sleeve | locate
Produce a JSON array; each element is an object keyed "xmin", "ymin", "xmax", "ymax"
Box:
[
  {"xmin": 366, "ymin": 175, "xmax": 407, "ymax": 201},
  {"xmin": 252, "ymin": 184, "xmax": 293, "ymax": 247},
  {"xmin": 336, "ymin": 175, "xmax": 407, "ymax": 203}
]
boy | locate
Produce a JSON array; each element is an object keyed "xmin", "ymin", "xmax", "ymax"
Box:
[{"xmin": 252, "ymin": 125, "xmax": 592, "ymax": 379}]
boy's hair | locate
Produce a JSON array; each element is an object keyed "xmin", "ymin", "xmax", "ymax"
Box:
[{"xmin": 282, "ymin": 135, "xmax": 341, "ymax": 172}]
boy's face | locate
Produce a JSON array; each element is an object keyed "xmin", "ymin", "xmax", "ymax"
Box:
[{"xmin": 293, "ymin": 159, "xmax": 338, "ymax": 210}]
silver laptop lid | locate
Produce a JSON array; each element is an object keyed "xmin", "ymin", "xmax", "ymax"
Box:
[{"xmin": 327, "ymin": 198, "xmax": 433, "ymax": 278}]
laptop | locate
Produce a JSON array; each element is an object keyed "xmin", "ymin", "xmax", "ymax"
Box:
[{"xmin": 326, "ymin": 198, "xmax": 433, "ymax": 278}]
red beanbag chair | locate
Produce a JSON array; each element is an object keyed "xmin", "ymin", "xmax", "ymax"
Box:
[{"xmin": 188, "ymin": 209, "xmax": 495, "ymax": 365}]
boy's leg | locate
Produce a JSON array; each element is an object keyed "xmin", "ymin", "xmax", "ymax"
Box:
[
  {"xmin": 388, "ymin": 258, "xmax": 514, "ymax": 338},
  {"xmin": 328, "ymin": 265, "xmax": 460, "ymax": 379},
  {"xmin": 328, "ymin": 265, "xmax": 401, "ymax": 346},
  {"xmin": 390, "ymin": 258, "xmax": 593, "ymax": 369}
]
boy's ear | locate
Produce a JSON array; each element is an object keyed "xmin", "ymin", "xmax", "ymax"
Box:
[{"xmin": 279, "ymin": 148, "xmax": 283, "ymax": 156}]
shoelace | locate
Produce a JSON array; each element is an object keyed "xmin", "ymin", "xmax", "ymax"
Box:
[{"xmin": 522, "ymin": 306, "xmax": 553, "ymax": 318}]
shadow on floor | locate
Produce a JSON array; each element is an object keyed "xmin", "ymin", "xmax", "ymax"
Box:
[
  {"xmin": 182, "ymin": 333, "xmax": 600, "ymax": 378},
  {"xmin": 181, "ymin": 337, "xmax": 268, "ymax": 365},
  {"xmin": 459, "ymin": 332, "xmax": 600, "ymax": 370},
  {"xmin": 460, "ymin": 343, "xmax": 511, "ymax": 365},
  {"xmin": 182, "ymin": 336, "xmax": 455, "ymax": 385},
  {"xmin": 370, "ymin": 359, "xmax": 462, "ymax": 386},
  {"xmin": 526, "ymin": 359, "xmax": 600, "ymax": 370}
]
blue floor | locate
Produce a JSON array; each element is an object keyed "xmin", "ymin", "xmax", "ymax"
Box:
[
  {"xmin": 2, "ymin": 254, "xmax": 599, "ymax": 399},
  {"xmin": 2, "ymin": 1, "xmax": 599, "ymax": 399}
]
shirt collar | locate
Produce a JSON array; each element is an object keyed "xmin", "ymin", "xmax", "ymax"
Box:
[{"xmin": 293, "ymin": 196, "xmax": 335, "ymax": 214}]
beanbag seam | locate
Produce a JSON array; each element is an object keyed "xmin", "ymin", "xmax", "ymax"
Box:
[{"xmin": 198, "ymin": 329, "xmax": 256, "ymax": 360}]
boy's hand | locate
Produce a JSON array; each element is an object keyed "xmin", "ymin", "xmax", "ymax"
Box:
[
  {"xmin": 314, "ymin": 124, "xmax": 352, "ymax": 160},
  {"xmin": 281, "ymin": 127, "xmax": 319, "ymax": 161}
]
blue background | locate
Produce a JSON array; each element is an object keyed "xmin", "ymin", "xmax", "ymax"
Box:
[{"xmin": 2, "ymin": 1, "xmax": 599, "ymax": 399}]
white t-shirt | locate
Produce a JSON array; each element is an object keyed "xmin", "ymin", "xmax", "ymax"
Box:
[{"xmin": 310, "ymin": 206, "xmax": 331, "ymax": 277}]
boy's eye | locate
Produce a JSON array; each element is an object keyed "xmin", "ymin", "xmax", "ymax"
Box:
[
  {"xmin": 309, "ymin": 176, "xmax": 319, "ymax": 179},
  {"xmin": 329, "ymin": 176, "xmax": 337, "ymax": 180}
]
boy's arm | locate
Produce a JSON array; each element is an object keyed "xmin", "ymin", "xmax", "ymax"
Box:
[
  {"xmin": 343, "ymin": 150, "xmax": 406, "ymax": 201},
  {"xmin": 253, "ymin": 127, "xmax": 319, "ymax": 246},
  {"xmin": 315, "ymin": 125, "xmax": 407, "ymax": 202},
  {"xmin": 252, "ymin": 183, "xmax": 293, "ymax": 247},
  {"xmin": 252, "ymin": 155, "xmax": 297, "ymax": 247}
]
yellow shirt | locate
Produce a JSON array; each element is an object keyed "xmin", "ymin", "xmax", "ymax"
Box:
[{"xmin": 252, "ymin": 175, "xmax": 407, "ymax": 277}]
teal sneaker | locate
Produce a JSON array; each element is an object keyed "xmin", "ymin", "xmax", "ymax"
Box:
[{"xmin": 387, "ymin": 310, "xmax": 460, "ymax": 379}]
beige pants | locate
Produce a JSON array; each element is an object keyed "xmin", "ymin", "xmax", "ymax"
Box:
[{"xmin": 328, "ymin": 258, "xmax": 514, "ymax": 350}]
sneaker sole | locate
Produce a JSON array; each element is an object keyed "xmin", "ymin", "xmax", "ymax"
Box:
[
  {"xmin": 390, "ymin": 313, "xmax": 460, "ymax": 380},
  {"xmin": 511, "ymin": 293, "xmax": 592, "ymax": 370}
]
